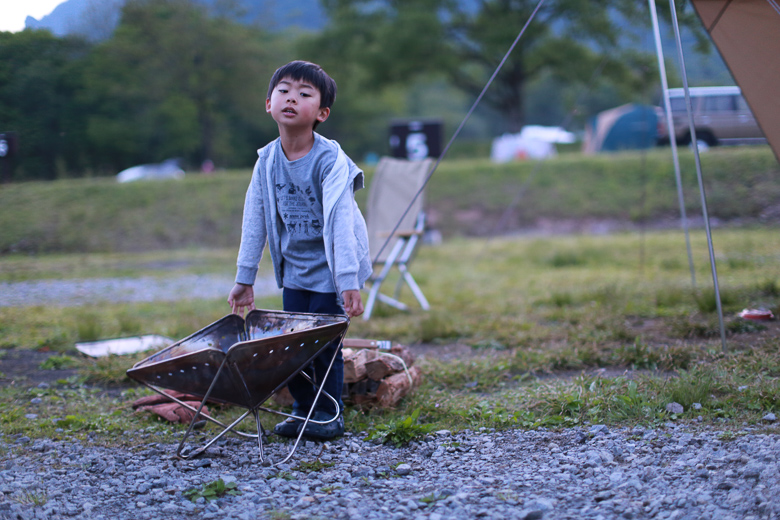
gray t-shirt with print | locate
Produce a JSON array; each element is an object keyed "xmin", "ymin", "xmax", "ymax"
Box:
[{"xmin": 273, "ymin": 136, "xmax": 336, "ymax": 293}]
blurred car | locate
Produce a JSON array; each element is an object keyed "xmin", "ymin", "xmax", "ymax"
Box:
[
  {"xmin": 117, "ymin": 158, "xmax": 185, "ymax": 183},
  {"xmin": 656, "ymin": 86, "xmax": 766, "ymax": 147}
]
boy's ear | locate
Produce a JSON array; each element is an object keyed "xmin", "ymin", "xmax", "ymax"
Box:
[
  {"xmin": 266, "ymin": 98, "xmax": 272, "ymax": 113},
  {"xmin": 316, "ymin": 107, "xmax": 330, "ymax": 124}
]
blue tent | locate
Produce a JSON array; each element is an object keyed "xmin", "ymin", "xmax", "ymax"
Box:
[{"xmin": 583, "ymin": 104, "xmax": 658, "ymax": 153}]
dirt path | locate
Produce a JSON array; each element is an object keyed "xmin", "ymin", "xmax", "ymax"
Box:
[
  {"xmin": 0, "ymin": 349, "xmax": 80, "ymax": 387},
  {"xmin": 0, "ymin": 274, "xmax": 279, "ymax": 308}
]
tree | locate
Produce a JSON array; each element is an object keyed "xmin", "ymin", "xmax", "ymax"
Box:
[
  {"xmin": 80, "ymin": 0, "xmax": 282, "ymax": 173},
  {"xmin": 0, "ymin": 30, "xmax": 92, "ymax": 180},
  {"xmin": 310, "ymin": 0, "xmax": 709, "ymax": 134},
  {"xmin": 296, "ymin": 0, "xmax": 456, "ymax": 156},
  {"xmin": 445, "ymin": 0, "xmax": 713, "ymax": 132}
]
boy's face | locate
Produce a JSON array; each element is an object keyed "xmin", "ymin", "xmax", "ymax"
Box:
[{"xmin": 266, "ymin": 77, "xmax": 330, "ymax": 130}]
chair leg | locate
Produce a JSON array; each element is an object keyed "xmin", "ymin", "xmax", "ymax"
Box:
[
  {"xmin": 376, "ymin": 292, "xmax": 410, "ymax": 310},
  {"xmin": 364, "ymin": 238, "xmax": 406, "ymax": 320},
  {"xmin": 398, "ymin": 264, "xmax": 431, "ymax": 310}
]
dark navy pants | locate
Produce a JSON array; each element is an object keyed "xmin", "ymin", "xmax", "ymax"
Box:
[{"xmin": 283, "ymin": 288, "xmax": 344, "ymax": 416}]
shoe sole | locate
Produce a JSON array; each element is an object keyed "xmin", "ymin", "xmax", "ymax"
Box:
[
  {"xmin": 301, "ymin": 421, "xmax": 345, "ymax": 441},
  {"xmin": 273, "ymin": 420, "xmax": 302, "ymax": 438}
]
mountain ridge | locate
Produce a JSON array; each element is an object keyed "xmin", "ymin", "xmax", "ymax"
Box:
[{"xmin": 25, "ymin": 0, "xmax": 327, "ymax": 40}]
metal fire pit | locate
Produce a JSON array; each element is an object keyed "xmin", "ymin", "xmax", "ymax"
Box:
[{"xmin": 127, "ymin": 309, "xmax": 349, "ymax": 463}]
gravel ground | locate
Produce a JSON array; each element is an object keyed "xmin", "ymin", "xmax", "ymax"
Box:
[
  {"xmin": 1, "ymin": 420, "xmax": 779, "ymax": 520},
  {"xmin": 0, "ymin": 275, "xmax": 280, "ymax": 308}
]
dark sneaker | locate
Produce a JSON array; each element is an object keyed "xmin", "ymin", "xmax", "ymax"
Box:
[
  {"xmin": 302, "ymin": 411, "xmax": 344, "ymax": 441},
  {"xmin": 273, "ymin": 417, "xmax": 303, "ymax": 438}
]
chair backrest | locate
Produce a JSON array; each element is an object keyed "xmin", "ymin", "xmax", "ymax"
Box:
[{"xmin": 366, "ymin": 156, "xmax": 433, "ymax": 263}]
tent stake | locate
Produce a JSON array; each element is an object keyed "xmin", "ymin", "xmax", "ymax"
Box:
[{"xmin": 668, "ymin": 0, "xmax": 727, "ymax": 353}]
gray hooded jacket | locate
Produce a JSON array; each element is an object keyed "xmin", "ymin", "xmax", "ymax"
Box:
[{"xmin": 235, "ymin": 134, "xmax": 372, "ymax": 298}]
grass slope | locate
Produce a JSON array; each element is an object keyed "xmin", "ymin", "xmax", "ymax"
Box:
[{"xmin": 0, "ymin": 146, "xmax": 777, "ymax": 254}]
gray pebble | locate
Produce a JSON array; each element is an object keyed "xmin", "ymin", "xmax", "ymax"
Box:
[
  {"xmin": 666, "ymin": 402, "xmax": 684, "ymax": 414},
  {"xmin": 2, "ymin": 425, "xmax": 780, "ymax": 519},
  {"xmin": 395, "ymin": 463, "xmax": 412, "ymax": 476}
]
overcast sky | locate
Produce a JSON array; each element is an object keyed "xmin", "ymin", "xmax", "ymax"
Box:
[{"xmin": 0, "ymin": 0, "xmax": 64, "ymax": 33}]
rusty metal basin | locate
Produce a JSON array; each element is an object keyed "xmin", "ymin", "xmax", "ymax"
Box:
[{"xmin": 127, "ymin": 309, "xmax": 349, "ymax": 410}]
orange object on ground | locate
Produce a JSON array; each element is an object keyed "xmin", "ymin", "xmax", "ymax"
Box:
[{"xmin": 132, "ymin": 391, "xmax": 210, "ymax": 424}]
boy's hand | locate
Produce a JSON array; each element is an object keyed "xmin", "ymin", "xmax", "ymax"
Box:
[
  {"xmin": 228, "ymin": 283, "xmax": 255, "ymax": 317},
  {"xmin": 341, "ymin": 290, "xmax": 364, "ymax": 318}
]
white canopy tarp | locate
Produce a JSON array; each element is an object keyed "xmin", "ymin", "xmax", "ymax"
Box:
[{"xmin": 491, "ymin": 125, "xmax": 576, "ymax": 162}]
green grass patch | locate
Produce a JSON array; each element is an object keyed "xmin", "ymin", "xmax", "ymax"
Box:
[
  {"xmin": 38, "ymin": 355, "xmax": 80, "ymax": 370},
  {"xmin": 366, "ymin": 409, "xmax": 436, "ymax": 447},
  {"xmin": 184, "ymin": 478, "xmax": 241, "ymax": 503},
  {"xmin": 2, "ymin": 225, "xmax": 780, "ymax": 443}
]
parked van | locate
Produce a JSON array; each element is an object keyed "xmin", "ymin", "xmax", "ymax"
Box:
[{"xmin": 656, "ymin": 86, "xmax": 765, "ymax": 147}]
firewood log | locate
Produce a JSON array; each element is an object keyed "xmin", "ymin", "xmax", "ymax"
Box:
[
  {"xmin": 375, "ymin": 366, "xmax": 422, "ymax": 408},
  {"xmin": 365, "ymin": 354, "xmax": 406, "ymax": 381},
  {"xmin": 390, "ymin": 345, "xmax": 415, "ymax": 366},
  {"xmin": 343, "ymin": 348, "xmax": 377, "ymax": 383}
]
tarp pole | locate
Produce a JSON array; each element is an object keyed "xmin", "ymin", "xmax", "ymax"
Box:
[
  {"xmin": 668, "ymin": 0, "xmax": 727, "ymax": 353},
  {"xmin": 648, "ymin": 0, "xmax": 696, "ymax": 289}
]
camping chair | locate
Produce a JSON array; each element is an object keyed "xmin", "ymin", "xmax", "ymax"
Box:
[
  {"xmin": 126, "ymin": 309, "xmax": 349, "ymax": 465},
  {"xmin": 363, "ymin": 156, "xmax": 433, "ymax": 320}
]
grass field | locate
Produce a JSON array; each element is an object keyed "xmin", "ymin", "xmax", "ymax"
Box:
[
  {"xmin": 2, "ymin": 228, "xmax": 780, "ymax": 444},
  {"xmin": 1, "ymin": 145, "xmax": 778, "ymax": 254},
  {"xmin": 1, "ymin": 146, "xmax": 779, "ymax": 446}
]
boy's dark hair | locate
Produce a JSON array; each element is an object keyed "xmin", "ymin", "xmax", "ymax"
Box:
[{"xmin": 267, "ymin": 60, "xmax": 337, "ymax": 110}]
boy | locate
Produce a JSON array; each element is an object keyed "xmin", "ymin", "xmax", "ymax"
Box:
[{"xmin": 228, "ymin": 61, "xmax": 371, "ymax": 441}]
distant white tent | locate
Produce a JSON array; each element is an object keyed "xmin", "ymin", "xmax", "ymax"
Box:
[
  {"xmin": 117, "ymin": 158, "xmax": 185, "ymax": 183},
  {"xmin": 490, "ymin": 125, "xmax": 575, "ymax": 162}
]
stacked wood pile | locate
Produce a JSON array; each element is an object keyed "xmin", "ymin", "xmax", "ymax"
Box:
[
  {"xmin": 273, "ymin": 339, "xmax": 421, "ymax": 409},
  {"xmin": 342, "ymin": 340, "xmax": 421, "ymax": 408}
]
